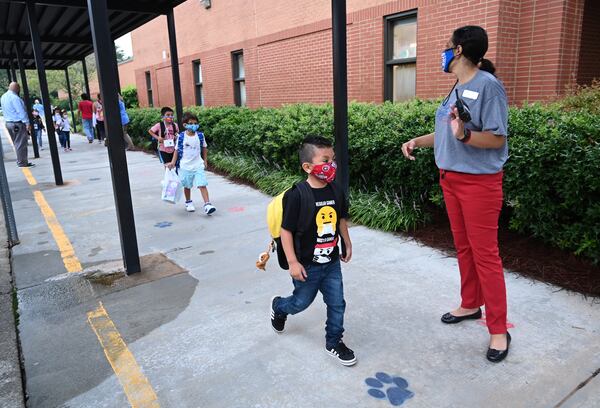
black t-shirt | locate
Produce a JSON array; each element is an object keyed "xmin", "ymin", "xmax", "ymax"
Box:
[{"xmin": 281, "ymin": 182, "xmax": 349, "ymax": 266}]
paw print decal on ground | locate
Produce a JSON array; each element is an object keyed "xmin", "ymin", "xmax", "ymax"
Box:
[
  {"xmin": 365, "ymin": 372, "xmax": 414, "ymax": 406},
  {"xmin": 154, "ymin": 221, "xmax": 173, "ymax": 228}
]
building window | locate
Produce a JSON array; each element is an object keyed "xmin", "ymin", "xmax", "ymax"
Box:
[
  {"xmin": 384, "ymin": 12, "xmax": 417, "ymax": 102},
  {"xmin": 232, "ymin": 50, "xmax": 246, "ymax": 107},
  {"xmin": 145, "ymin": 71, "xmax": 154, "ymax": 107},
  {"xmin": 193, "ymin": 60, "xmax": 204, "ymax": 106}
]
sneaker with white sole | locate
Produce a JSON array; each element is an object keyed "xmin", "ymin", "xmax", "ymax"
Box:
[
  {"xmin": 326, "ymin": 341, "xmax": 357, "ymax": 366},
  {"xmin": 203, "ymin": 203, "xmax": 216, "ymax": 215},
  {"xmin": 185, "ymin": 201, "xmax": 195, "ymax": 212},
  {"xmin": 270, "ymin": 296, "xmax": 287, "ymax": 333}
]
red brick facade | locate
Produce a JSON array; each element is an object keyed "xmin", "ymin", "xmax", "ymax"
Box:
[{"xmin": 131, "ymin": 0, "xmax": 598, "ymax": 109}]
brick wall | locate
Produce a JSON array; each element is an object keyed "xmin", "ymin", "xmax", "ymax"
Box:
[
  {"xmin": 577, "ymin": 0, "xmax": 600, "ymax": 85},
  {"xmin": 133, "ymin": 0, "xmax": 593, "ymax": 109}
]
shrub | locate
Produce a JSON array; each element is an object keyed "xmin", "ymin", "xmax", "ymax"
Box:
[
  {"xmin": 121, "ymin": 85, "xmax": 139, "ymax": 109},
  {"xmin": 126, "ymin": 100, "xmax": 600, "ymax": 263}
]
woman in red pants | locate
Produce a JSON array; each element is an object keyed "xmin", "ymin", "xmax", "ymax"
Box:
[{"xmin": 402, "ymin": 26, "xmax": 510, "ymax": 362}]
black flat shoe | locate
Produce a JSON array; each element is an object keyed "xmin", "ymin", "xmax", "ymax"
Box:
[
  {"xmin": 441, "ymin": 308, "xmax": 482, "ymax": 324},
  {"xmin": 487, "ymin": 332, "xmax": 511, "ymax": 363}
]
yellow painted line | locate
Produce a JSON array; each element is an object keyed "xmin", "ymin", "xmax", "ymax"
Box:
[
  {"xmin": 21, "ymin": 167, "xmax": 38, "ymax": 186},
  {"xmin": 87, "ymin": 302, "xmax": 160, "ymax": 408},
  {"xmin": 32, "ymin": 190, "xmax": 82, "ymax": 273}
]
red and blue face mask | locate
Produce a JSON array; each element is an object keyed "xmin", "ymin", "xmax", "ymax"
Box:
[{"xmin": 311, "ymin": 161, "xmax": 337, "ymax": 183}]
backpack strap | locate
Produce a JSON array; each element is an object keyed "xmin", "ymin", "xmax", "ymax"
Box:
[
  {"xmin": 175, "ymin": 131, "xmax": 186, "ymax": 169},
  {"xmin": 159, "ymin": 121, "xmax": 166, "ymax": 138},
  {"xmin": 294, "ymin": 181, "xmax": 315, "ymax": 261},
  {"xmin": 197, "ymin": 131, "xmax": 205, "ymax": 148}
]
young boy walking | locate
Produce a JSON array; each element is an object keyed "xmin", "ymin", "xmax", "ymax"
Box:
[
  {"xmin": 270, "ymin": 136, "xmax": 356, "ymax": 366},
  {"xmin": 167, "ymin": 112, "xmax": 216, "ymax": 215},
  {"xmin": 149, "ymin": 107, "xmax": 179, "ymax": 164}
]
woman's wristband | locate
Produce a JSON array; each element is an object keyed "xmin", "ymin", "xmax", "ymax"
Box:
[{"xmin": 459, "ymin": 128, "xmax": 472, "ymax": 143}]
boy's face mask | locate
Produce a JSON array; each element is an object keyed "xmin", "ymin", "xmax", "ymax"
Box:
[
  {"xmin": 441, "ymin": 47, "xmax": 457, "ymax": 73},
  {"xmin": 185, "ymin": 123, "xmax": 200, "ymax": 132},
  {"xmin": 310, "ymin": 161, "xmax": 337, "ymax": 183}
]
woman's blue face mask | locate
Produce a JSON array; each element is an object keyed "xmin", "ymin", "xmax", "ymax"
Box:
[{"xmin": 441, "ymin": 47, "xmax": 456, "ymax": 73}]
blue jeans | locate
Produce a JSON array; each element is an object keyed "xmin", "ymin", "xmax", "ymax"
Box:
[
  {"xmin": 82, "ymin": 118, "xmax": 94, "ymax": 141},
  {"xmin": 35, "ymin": 129, "xmax": 42, "ymax": 148},
  {"xmin": 274, "ymin": 259, "xmax": 346, "ymax": 348}
]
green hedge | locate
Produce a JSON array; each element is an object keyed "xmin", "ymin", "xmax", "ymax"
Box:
[{"xmin": 126, "ymin": 99, "xmax": 600, "ymax": 263}]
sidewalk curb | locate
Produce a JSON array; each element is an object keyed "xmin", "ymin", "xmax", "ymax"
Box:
[{"xmin": 0, "ymin": 188, "xmax": 26, "ymax": 407}]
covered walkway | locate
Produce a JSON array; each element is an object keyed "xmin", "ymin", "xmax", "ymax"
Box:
[{"xmin": 3, "ymin": 126, "xmax": 600, "ymax": 408}]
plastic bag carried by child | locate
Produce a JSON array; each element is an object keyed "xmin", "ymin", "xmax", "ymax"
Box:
[{"xmin": 161, "ymin": 169, "xmax": 183, "ymax": 203}]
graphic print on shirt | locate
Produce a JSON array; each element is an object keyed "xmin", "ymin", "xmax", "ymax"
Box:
[{"xmin": 313, "ymin": 203, "xmax": 338, "ymax": 264}]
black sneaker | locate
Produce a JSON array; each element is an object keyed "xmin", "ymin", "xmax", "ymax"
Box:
[
  {"xmin": 270, "ymin": 296, "xmax": 286, "ymax": 333},
  {"xmin": 326, "ymin": 341, "xmax": 357, "ymax": 366}
]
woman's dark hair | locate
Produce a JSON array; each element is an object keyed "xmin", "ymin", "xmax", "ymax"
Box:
[
  {"xmin": 451, "ymin": 25, "xmax": 496, "ymax": 75},
  {"xmin": 181, "ymin": 111, "xmax": 199, "ymax": 124}
]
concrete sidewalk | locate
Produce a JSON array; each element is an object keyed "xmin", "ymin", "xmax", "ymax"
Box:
[{"xmin": 3, "ymin": 125, "xmax": 600, "ymax": 408}]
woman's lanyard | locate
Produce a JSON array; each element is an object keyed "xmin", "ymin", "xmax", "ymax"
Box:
[{"xmin": 442, "ymin": 80, "xmax": 459, "ymax": 106}]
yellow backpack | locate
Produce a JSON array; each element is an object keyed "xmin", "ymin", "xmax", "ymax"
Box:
[
  {"xmin": 257, "ymin": 182, "xmax": 313, "ymax": 270},
  {"xmin": 266, "ymin": 190, "xmax": 288, "ymax": 240}
]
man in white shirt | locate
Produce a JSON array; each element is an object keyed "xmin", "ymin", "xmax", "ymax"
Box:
[{"xmin": 1, "ymin": 82, "xmax": 34, "ymax": 167}]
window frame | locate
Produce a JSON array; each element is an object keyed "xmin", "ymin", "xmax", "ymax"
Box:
[
  {"xmin": 231, "ymin": 50, "xmax": 246, "ymax": 107},
  {"xmin": 193, "ymin": 59, "xmax": 204, "ymax": 106},
  {"xmin": 384, "ymin": 10, "xmax": 418, "ymax": 102},
  {"xmin": 145, "ymin": 71, "xmax": 153, "ymax": 107}
]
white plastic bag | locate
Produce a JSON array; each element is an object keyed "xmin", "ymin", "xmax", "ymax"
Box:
[{"xmin": 161, "ymin": 169, "xmax": 182, "ymax": 204}]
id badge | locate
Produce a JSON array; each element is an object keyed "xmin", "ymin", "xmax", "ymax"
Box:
[{"xmin": 163, "ymin": 139, "xmax": 175, "ymax": 148}]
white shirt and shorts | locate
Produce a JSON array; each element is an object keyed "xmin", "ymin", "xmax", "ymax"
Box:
[{"xmin": 177, "ymin": 132, "xmax": 209, "ymax": 188}]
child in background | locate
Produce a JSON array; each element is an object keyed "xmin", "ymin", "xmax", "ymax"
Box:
[
  {"xmin": 149, "ymin": 107, "xmax": 179, "ymax": 164},
  {"xmin": 53, "ymin": 107, "xmax": 65, "ymax": 150},
  {"xmin": 167, "ymin": 112, "xmax": 216, "ymax": 215},
  {"xmin": 32, "ymin": 109, "xmax": 45, "ymax": 150},
  {"xmin": 57, "ymin": 109, "xmax": 72, "ymax": 152}
]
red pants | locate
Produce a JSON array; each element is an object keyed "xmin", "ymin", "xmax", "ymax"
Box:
[{"xmin": 440, "ymin": 170, "xmax": 507, "ymax": 334}]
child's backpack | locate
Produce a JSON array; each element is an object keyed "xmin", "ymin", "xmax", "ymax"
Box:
[
  {"xmin": 260, "ymin": 181, "xmax": 347, "ymax": 270},
  {"xmin": 175, "ymin": 131, "xmax": 204, "ymax": 169}
]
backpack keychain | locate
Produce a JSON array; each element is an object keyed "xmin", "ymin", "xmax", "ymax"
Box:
[{"xmin": 256, "ymin": 241, "xmax": 275, "ymax": 271}]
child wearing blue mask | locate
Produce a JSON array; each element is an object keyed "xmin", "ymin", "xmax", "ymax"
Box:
[{"xmin": 167, "ymin": 112, "xmax": 216, "ymax": 215}]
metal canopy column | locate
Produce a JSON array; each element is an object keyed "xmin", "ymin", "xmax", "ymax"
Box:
[
  {"xmin": 14, "ymin": 41, "xmax": 40, "ymax": 158},
  {"xmin": 111, "ymin": 44, "xmax": 122, "ymax": 93},
  {"xmin": 331, "ymin": 0, "xmax": 349, "ymax": 196},
  {"xmin": 87, "ymin": 0, "xmax": 140, "ymax": 274},
  {"xmin": 82, "ymin": 58, "xmax": 90, "ymax": 96},
  {"xmin": 166, "ymin": 8, "xmax": 184, "ymax": 129},
  {"xmin": 25, "ymin": 0, "xmax": 63, "ymax": 185},
  {"xmin": 8, "ymin": 56, "xmax": 16, "ymax": 82},
  {"xmin": 64, "ymin": 68, "xmax": 78, "ymax": 133}
]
